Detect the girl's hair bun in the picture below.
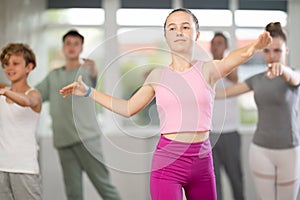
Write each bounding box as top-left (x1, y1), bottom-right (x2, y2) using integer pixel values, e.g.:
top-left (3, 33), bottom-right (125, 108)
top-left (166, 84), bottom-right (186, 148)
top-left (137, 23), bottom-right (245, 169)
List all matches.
top-left (265, 22), bottom-right (287, 42)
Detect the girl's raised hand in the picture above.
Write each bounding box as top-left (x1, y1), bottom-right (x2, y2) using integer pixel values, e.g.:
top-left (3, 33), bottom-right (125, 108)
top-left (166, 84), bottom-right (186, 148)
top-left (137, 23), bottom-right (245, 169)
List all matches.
top-left (242, 31), bottom-right (272, 58)
top-left (59, 75), bottom-right (89, 98)
top-left (254, 31), bottom-right (272, 51)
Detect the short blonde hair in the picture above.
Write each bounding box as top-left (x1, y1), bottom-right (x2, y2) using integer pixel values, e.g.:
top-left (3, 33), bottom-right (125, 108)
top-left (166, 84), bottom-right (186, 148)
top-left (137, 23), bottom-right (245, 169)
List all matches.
top-left (0, 43), bottom-right (36, 69)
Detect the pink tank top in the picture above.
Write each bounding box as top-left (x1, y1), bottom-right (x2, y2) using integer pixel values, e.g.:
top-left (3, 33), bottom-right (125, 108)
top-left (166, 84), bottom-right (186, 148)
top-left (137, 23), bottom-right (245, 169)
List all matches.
top-left (155, 61), bottom-right (215, 133)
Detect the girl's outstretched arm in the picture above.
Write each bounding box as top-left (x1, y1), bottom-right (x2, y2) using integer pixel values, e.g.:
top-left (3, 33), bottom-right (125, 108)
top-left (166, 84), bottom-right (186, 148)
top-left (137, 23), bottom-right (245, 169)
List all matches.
top-left (205, 31), bottom-right (272, 86)
top-left (60, 75), bottom-right (155, 117)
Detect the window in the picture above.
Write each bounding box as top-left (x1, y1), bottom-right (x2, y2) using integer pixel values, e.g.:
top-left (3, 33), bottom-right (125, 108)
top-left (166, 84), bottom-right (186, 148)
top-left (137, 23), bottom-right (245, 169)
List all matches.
top-left (235, 10), bottom-right (287, 27)
top-left (45, 9), bottom-right (104, 70)
top-left (43, 7), bottom-right (287, 130)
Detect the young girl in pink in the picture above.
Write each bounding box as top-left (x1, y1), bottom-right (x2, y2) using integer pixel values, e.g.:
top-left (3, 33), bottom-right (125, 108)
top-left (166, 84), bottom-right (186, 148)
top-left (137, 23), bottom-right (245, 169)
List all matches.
top-left (59, 8), bottom-right (271, 200)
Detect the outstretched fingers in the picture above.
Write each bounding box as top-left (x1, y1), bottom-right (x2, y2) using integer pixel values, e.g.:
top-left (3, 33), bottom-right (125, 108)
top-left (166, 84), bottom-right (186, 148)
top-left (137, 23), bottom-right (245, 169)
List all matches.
top-left (241, 31), bottom-right (272, 58)
top-left (254, 31), bottom-right (272, 52)
top-left (59, 75), bottom-right (89, 98)
top-left (258, 31), bottom-right (272, 49)
top-left (265, 63), bottom-right (284, 79)
top-left (59, 82), bottom-right (77, 98)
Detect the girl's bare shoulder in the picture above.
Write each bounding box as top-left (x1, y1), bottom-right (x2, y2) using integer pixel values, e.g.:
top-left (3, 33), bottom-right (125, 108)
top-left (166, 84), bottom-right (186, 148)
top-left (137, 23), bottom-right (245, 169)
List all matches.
top-left (144, 67), bottom-right (164, 84)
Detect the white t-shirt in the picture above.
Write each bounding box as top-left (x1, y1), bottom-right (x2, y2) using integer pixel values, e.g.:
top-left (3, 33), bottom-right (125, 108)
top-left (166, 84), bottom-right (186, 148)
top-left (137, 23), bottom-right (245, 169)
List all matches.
top-left (0, 88), bottom-right (40, 174)
top-left (212, 78), bottom-right (239, 133)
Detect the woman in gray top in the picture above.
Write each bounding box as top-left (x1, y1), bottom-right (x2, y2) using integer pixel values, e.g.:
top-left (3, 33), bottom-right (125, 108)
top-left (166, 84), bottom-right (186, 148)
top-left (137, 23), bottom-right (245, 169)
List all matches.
top-left (217, 22), bottom-right (300, 200)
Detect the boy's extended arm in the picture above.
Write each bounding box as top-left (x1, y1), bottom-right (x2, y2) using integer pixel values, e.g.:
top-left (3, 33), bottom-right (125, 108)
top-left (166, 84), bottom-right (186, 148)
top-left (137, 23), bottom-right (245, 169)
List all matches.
top-left (0, 83), bottom-right (7, 88)
top-left (0, 88), bottom-right (42, 112)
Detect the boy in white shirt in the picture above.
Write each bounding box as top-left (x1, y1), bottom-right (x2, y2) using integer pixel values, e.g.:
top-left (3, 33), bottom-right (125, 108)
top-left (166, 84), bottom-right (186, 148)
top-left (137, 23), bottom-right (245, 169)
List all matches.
top-left (0, 43), bottom-right (42, 200)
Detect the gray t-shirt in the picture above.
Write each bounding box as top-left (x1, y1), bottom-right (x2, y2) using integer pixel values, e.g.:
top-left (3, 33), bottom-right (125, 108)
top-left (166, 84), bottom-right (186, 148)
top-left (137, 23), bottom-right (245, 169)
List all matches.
top-left (36, 67), bottom-right (100, 148)
top-left (245, 72), bottom-right (300, 149)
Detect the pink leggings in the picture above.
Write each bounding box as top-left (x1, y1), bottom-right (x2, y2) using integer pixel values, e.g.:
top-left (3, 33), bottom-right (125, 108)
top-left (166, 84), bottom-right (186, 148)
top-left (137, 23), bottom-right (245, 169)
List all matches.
top-left (150, 135), bottom-right (217, 200)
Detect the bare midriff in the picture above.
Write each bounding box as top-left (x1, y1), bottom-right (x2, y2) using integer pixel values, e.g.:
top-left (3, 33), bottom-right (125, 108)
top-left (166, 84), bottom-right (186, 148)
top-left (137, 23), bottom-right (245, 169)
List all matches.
top-left (162, 131), bottom-right (209, 143)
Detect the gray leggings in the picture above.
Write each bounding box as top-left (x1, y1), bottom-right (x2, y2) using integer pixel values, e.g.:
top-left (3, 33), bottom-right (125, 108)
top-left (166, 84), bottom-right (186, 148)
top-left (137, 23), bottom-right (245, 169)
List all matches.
top-left (249, 143), bottom-right (300, 200)
top-left (0, 171), bottom-right (42, 200)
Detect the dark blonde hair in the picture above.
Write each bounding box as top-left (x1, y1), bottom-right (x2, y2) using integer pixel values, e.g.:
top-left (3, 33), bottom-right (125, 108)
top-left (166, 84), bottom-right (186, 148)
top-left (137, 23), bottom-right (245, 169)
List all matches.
top-left (0, 43), bottom-right (36, 69)
top-left (265, 22), bottom-right (287, 42)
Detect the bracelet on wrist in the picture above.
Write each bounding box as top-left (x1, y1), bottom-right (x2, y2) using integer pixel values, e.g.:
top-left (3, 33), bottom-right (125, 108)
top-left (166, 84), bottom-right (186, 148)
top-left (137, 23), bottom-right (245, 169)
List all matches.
top-left (84, 86), bottom-right (92, 97)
